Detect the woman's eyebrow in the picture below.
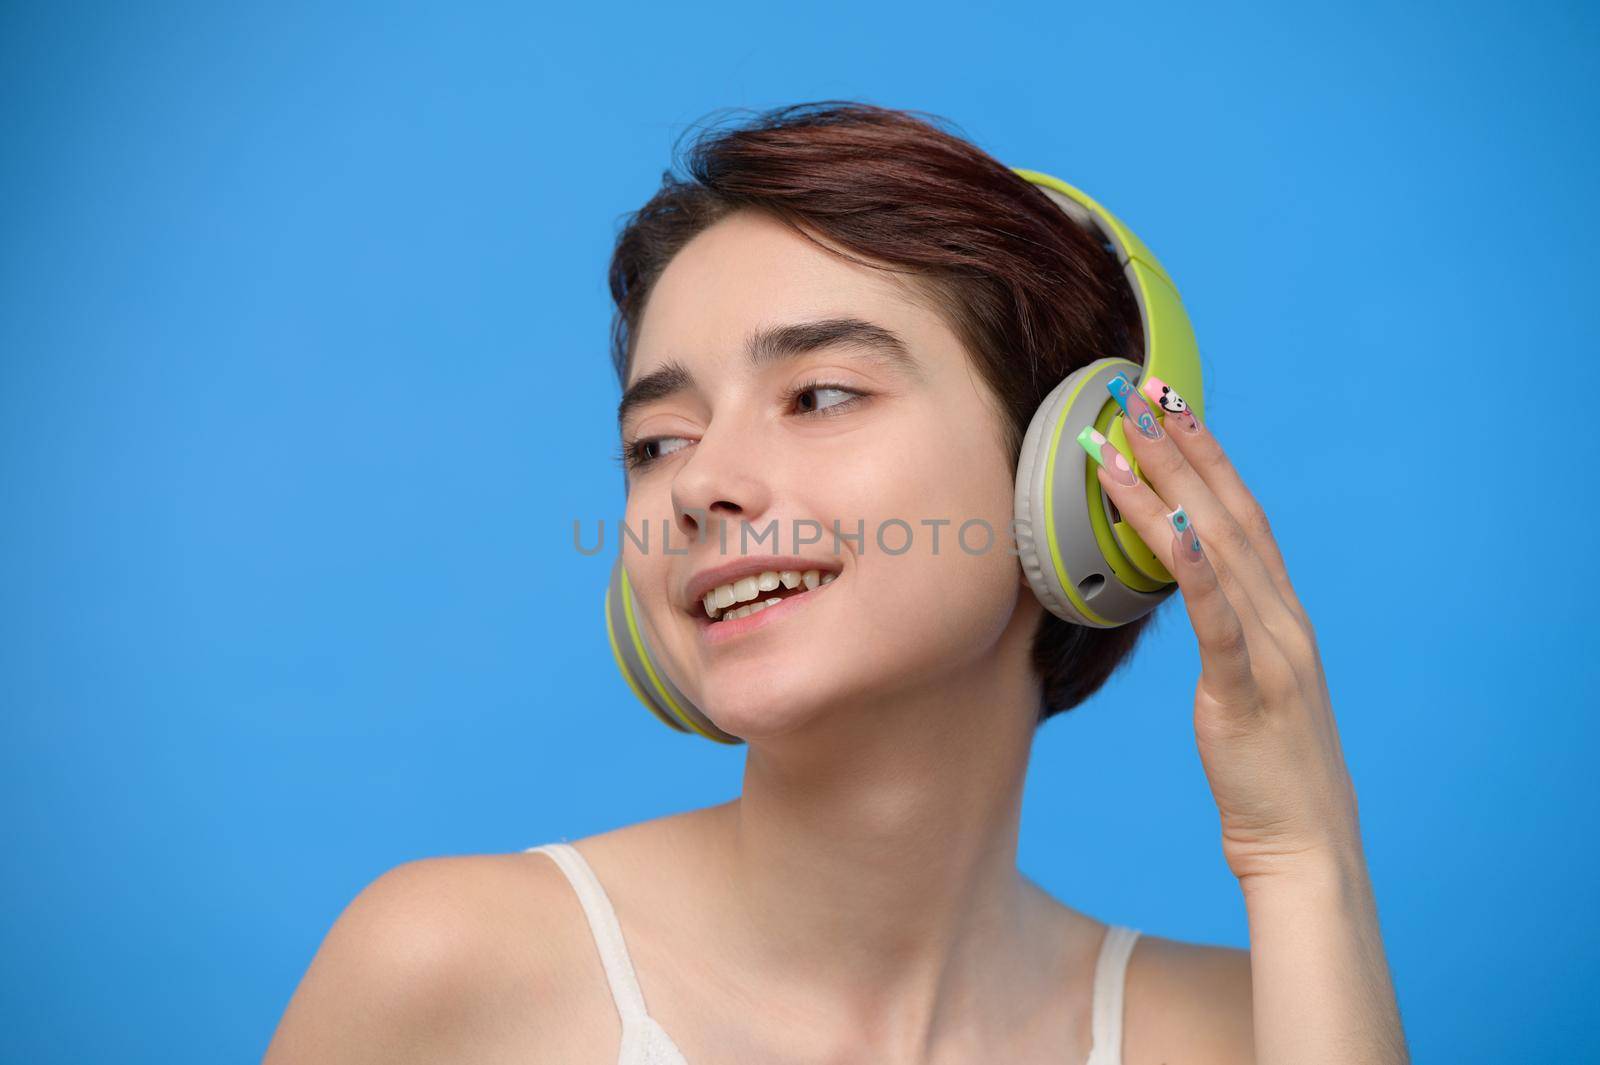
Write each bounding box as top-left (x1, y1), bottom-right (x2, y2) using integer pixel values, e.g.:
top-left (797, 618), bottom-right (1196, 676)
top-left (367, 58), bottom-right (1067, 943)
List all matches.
top-left (617, 316), bottom-right (922, 433)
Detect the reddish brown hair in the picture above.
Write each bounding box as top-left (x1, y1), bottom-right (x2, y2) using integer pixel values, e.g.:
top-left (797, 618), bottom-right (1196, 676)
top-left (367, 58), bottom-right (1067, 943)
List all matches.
top-left (607, 100), bottom-right (1153, 724)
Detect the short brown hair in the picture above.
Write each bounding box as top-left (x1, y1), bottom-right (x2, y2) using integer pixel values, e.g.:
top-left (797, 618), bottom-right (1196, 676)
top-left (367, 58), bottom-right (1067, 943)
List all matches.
top-left (606, 100), bottom-right (1155, 725)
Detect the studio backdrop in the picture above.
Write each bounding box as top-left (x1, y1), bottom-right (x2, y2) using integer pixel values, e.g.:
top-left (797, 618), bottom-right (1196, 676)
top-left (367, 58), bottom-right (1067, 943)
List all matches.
top-left (1, 2), bottom-right (1595, 1062)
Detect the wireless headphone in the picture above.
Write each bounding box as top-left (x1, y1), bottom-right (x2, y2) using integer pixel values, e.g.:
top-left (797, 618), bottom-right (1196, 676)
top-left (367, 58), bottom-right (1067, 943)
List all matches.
top-left (603, 169), bottom-right (1204, 745)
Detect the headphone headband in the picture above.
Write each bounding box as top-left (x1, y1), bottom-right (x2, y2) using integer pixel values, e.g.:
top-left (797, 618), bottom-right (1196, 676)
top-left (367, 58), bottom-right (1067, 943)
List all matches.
top-left (1010, 168), bottom-right (1203, 426)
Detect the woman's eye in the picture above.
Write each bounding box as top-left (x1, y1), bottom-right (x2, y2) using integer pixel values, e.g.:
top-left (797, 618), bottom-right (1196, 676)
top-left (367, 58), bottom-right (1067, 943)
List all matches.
top-left (616, 434), bottom-right (690, 472)
top-left (616, 382), bottom-right (866, 473)
top-left (792, 381), bottom-right (865, 416)
top-left (641, 436), bottom-right (691, 463)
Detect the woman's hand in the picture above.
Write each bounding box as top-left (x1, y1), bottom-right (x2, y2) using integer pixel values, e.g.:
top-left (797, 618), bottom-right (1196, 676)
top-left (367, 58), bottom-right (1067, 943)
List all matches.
top-left (1081, 373), bottom-right (1363, 887)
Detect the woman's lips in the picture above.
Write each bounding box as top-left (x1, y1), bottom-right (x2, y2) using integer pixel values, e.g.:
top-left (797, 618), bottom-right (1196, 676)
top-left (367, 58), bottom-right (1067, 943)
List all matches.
top-left (694, 574), bottom-right (835, 646)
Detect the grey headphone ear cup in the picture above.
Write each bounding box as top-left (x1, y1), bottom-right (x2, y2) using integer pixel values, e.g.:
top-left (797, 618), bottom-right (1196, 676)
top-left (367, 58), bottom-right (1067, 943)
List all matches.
top-left (1013, 357), bottom-right (1176, 628)
top-left (605, 558), bottom-right (688, 734)
top-left (1014, 364), bottom-right (1102, 626)
top-left (605, 557), bottom-right (744, 745)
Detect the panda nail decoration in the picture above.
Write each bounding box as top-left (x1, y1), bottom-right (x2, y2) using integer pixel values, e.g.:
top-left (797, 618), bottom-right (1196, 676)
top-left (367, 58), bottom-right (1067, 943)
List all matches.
top-left (1107, 374), bottom-right (1163, 440)
top-left (1168, 506), bottom-right (1204, 564)
top-left (1076, 425), bottom-right (1138, 486)
top-left (1140, 375), bottom-right (1200, 434)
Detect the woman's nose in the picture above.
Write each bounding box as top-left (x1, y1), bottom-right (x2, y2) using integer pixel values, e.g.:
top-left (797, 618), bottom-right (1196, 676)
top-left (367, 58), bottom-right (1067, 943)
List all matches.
top-left (669, 420), bottom-right (774, 547)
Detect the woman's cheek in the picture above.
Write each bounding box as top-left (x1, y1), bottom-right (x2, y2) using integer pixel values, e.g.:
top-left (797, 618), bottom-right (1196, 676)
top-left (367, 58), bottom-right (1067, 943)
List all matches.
top-left (846, 521), bottom-right (1017, 676)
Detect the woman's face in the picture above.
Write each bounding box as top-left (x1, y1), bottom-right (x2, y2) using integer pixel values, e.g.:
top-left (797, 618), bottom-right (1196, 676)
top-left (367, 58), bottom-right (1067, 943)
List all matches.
top-left (619, 209), bottom-right (1034, 740)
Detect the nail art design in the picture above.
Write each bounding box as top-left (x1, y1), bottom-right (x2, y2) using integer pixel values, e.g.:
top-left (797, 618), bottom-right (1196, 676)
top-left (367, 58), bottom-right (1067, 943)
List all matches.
top-left (1168, 505), bottom-right (1204, 564)
top-left (1107, 374), bottom-right (1163, 440)
top-left (1140, 375), bottom-right (1200, 434)
top-left (1076, 425), bottom-right (1138, 486)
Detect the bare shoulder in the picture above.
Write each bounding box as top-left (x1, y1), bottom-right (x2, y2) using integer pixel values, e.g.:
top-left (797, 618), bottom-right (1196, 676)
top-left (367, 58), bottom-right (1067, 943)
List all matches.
top-left (1124, 931), bottom-right (1255, 1065)
top-left (261, 849), bottom-right (619, 1065)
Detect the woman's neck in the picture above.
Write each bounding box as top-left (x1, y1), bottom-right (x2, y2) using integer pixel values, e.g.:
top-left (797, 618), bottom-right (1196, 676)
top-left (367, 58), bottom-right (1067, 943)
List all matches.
top-left (700, 596), bottom-right (1068, 1055)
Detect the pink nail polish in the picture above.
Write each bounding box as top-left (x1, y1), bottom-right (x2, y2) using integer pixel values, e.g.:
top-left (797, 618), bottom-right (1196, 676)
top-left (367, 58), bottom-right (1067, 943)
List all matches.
top-left (1141, 375), bottom-right (1200, 434)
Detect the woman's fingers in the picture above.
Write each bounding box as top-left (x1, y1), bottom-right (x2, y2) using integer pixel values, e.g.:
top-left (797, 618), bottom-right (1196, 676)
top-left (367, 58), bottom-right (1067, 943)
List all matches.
top-left (1081, 448), bottom-right (1258, 710)
top-left (1160, 504), bottom-right (1260, 708)
top-left (1106, 374), bottom-right (1307, 658)
top-left (1134, 375), bottom-right (1311, 630)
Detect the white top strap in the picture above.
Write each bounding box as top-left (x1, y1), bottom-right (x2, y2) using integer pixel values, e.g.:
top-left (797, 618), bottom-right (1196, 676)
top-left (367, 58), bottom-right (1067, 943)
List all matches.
top-left (526, 842), bottom-right (651, 1024)
top-left (1086, 924), bottom-right (1141, 1065)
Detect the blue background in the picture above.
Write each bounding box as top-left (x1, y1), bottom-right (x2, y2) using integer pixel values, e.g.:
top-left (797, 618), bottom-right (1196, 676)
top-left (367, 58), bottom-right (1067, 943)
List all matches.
top-left (3, 2), bottom-right (1595, 1061)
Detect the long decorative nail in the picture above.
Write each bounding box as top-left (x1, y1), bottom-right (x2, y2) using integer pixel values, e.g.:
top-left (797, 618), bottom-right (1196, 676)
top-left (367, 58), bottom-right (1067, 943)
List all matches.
top-left (1076, 426), bottom-right (1138, 486)
top-left (1140, 375), bottom-right (1200, 434)
top-left (1107, 374), bottom-right (1163, 440)
top-left (1168, 505), bottom-right (1204, 564)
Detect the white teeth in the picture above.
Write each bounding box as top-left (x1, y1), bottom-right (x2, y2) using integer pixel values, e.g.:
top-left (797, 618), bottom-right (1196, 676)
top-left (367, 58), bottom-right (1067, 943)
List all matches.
top-left (699, 567), bottom-right (840, 619)
top-left (720, 598), bottom-right (785, 623)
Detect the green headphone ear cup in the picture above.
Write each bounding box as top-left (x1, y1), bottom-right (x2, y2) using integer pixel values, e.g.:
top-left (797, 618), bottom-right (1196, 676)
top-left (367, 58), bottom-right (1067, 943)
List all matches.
top-left (1013, 357), bottom-right (1178, 628)
top-left (604, 557), bottom-right (744, 745)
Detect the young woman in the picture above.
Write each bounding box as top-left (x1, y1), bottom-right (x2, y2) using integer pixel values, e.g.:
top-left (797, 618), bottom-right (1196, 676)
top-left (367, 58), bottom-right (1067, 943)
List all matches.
top-left (264, 102), bottom-right (1408, 1065)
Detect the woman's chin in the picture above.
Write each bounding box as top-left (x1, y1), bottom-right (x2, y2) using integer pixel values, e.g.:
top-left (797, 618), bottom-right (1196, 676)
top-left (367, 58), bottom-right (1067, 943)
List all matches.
top-left (694, 683), bottom-right (843, 742)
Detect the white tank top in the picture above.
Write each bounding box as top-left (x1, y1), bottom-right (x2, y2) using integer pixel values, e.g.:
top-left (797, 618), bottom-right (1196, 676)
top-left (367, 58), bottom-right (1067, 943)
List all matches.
top-left (527, 842), bottom-right (1141, 1065)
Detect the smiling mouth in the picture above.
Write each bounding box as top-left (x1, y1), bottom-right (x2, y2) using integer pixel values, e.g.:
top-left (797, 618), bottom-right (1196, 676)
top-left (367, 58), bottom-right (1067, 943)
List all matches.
top-left (692, 568), bottom-right (839, 627)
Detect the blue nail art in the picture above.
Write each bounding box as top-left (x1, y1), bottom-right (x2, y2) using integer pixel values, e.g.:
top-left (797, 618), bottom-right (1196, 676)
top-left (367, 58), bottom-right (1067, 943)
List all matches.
top-left (1168, 506), bottom-right (1203, 562)
top-left (1106, 374), bottom-right (1163, 440)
